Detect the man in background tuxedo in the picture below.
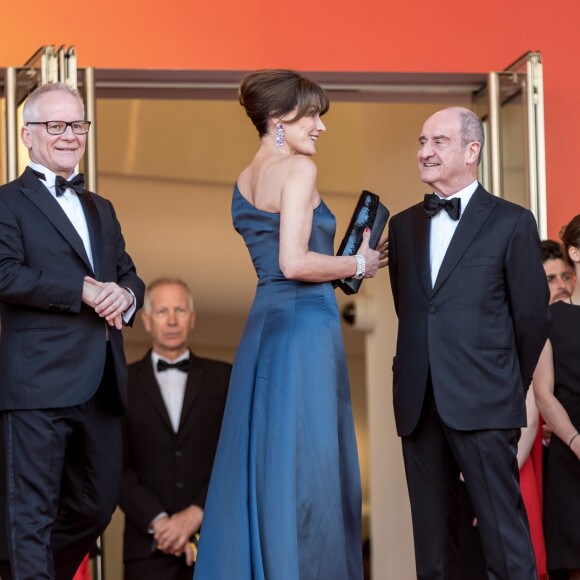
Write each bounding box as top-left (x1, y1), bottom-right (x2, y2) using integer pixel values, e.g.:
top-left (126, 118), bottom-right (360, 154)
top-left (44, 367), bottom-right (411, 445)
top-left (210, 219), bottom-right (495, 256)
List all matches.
top-left (0, 83), bottom-right (144, 580)
top-left (388, 107), bottom-right (550, 578)
top-left (119, 278), bottom-right (230, 580)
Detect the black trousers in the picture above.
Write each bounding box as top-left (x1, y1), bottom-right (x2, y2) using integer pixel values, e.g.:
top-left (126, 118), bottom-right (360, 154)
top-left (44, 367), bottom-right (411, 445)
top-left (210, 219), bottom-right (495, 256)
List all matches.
top-left (1, 348), bottom-right (122, 580)
top-left (402, 383), bottom-right (536, 580)
top-left (124, 552), bottom-right (195, 580)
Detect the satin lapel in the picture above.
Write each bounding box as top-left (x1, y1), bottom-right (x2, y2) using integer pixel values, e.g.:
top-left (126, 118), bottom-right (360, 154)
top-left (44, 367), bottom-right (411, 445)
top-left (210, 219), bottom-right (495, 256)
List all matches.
top-left (138, 356), bottom-right (174, 433)
top-left (178, 353), bottom-right (204, 434)
top-left (411, 203), bottom-right (433, 298)
top-left (432, 186), bottom-right (497, 295)
top-left (20, 168), bottom-right (93, 272)
top-left (78, 190), bottom-right (103, 278)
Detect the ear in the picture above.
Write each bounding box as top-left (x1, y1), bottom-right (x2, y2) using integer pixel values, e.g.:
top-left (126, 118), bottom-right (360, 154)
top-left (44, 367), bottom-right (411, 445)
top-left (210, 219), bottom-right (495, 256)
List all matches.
top-left (568, 245), bottom-right (580, 264)
top-left (21, 125), bottom-right (32, 149)
top-left (189, 310), bottom-right (197, 331)
top-left (466, 141), bottom-right (481, 165)
top-left (141, 310), bottom-right (152, 333)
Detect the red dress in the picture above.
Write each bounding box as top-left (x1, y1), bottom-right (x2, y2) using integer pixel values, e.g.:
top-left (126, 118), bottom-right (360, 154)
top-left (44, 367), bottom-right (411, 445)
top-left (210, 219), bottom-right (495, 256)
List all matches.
top-left (72, 554), bottom-right (91, 580)
top-left (459, 423), bottom-right (547, 579)
top-left (519, 424), bottom-right (547, 579)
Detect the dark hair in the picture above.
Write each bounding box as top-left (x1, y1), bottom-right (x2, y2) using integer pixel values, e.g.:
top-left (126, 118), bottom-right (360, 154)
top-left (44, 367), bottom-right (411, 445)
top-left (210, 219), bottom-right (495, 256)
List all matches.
top-left (239, 69), bottom-right (329, 137)
top-left (559, 214), bottom-right (580, 268)
top-left (541, 239), bottom-right (565, 263)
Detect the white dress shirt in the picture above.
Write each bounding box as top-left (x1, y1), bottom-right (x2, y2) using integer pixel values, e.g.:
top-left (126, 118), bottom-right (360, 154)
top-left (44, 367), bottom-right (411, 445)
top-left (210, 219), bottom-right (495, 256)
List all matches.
top-left (429, 180), bottom-right (478, 287)
top-left (151, 350), bottom-right (190, 433)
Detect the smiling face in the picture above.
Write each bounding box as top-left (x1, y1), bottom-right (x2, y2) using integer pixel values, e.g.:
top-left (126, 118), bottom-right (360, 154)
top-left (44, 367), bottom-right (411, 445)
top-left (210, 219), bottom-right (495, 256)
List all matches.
top-left (417, 108), bottom-right (480, 197)
top-left (279, 108), bottom-right (326, 156)
top-left (21, 90), bottom-right (86, 178)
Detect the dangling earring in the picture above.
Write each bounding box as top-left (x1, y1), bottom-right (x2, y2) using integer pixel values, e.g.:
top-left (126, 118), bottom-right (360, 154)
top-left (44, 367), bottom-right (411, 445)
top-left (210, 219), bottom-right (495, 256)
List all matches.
top-left (275, 123), bottom-right (285, 147)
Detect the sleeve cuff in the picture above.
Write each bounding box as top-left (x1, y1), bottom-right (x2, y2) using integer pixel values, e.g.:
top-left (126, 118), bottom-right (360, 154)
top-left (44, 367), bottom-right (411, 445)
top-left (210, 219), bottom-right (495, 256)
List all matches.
top-left (148, 511), bottom-right (169, 534)
top-left (122, 287), bottom-right (137, 324)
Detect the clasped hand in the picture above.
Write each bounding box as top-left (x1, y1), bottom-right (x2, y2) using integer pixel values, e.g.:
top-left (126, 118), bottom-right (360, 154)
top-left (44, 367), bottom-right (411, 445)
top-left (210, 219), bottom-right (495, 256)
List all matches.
top-left (82, 276), bottom-right (132, 329)
top-left (153, 506), bottom-right (203, 566)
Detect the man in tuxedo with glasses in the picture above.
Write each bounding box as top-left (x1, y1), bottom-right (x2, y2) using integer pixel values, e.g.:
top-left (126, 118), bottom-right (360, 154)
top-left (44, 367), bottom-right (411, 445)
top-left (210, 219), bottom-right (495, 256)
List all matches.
top-left (388, 106), bottom-right (550, 579)
top-left (0, 82), bottom-right (144, 579)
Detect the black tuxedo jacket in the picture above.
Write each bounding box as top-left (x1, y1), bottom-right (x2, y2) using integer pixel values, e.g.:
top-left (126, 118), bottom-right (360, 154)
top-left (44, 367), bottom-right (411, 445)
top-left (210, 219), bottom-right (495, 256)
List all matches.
top-left (0, 167), bottom-right (144, 411)
top-left (388, 184), bottom-right (550, 436)
top-left (120, 351), bottom-right (231, 562)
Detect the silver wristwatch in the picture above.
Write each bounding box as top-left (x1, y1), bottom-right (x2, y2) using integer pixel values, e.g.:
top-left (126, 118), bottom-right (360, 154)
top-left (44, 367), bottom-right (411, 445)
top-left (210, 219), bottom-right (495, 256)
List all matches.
top-left (354, 254), bottom-right (366, 279)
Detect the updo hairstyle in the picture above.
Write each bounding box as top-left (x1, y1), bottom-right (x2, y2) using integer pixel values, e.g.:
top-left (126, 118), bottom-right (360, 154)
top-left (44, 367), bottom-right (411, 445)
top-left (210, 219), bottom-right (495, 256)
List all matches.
top-left (239, 69), bottom-right (329, 137)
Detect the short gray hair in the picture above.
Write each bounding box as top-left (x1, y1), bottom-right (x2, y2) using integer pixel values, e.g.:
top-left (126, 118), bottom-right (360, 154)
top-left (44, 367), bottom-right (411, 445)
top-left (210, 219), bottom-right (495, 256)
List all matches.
top-left (144, 277), bottom-right (194, 313)
top-left (457, 107), bottom-right (485, 151)
top-left (438, 107), bottom-right (485, 165)
top-left (22, 82), bottom-right (85, 123)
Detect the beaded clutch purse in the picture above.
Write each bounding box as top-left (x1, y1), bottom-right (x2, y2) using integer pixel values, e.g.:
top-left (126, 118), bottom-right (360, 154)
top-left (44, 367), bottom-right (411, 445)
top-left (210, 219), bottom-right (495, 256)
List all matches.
top-left (334, 190), bottom-right (389, 295)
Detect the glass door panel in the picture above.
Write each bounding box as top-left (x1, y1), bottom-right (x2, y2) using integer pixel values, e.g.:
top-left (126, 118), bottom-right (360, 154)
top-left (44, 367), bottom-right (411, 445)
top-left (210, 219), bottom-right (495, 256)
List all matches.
top-left (474, 52), bottom-right (546, 237)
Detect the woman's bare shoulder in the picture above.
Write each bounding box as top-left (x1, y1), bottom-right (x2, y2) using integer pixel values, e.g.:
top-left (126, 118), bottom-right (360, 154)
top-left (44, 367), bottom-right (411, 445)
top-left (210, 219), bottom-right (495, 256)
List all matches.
top-left (283, 154), bottom-right (317, 176)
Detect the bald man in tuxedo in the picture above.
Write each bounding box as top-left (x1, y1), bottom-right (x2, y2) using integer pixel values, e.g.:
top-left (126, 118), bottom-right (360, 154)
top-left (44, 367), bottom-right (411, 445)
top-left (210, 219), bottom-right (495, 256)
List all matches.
top-left (388, 107), bottom-right (550, 579)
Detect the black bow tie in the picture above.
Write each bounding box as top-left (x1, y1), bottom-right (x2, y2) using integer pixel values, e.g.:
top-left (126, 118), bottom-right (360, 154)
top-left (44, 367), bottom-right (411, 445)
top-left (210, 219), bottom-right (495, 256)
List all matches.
top-left (423, 193), bottom-right (461, 221)
top-left (157, 359), bottom-right (189, 373)
top-left (31, 169), bottom-right (86, 197)
top-left (55, 173), bottom-right (85, 197)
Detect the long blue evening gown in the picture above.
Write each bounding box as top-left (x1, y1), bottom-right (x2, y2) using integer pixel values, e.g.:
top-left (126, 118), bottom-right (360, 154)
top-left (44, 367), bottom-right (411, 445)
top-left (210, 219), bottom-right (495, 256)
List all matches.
top-left (193, 184), bottom-right (363, 580)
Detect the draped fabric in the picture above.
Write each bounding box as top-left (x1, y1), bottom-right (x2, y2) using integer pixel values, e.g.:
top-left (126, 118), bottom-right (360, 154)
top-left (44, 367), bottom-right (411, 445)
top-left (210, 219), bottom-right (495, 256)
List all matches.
top-left (194, 185), bottom-right (363, 580)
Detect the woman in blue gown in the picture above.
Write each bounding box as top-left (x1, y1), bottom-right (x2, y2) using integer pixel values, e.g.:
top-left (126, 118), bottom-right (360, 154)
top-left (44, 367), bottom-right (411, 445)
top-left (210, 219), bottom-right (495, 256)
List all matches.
top-left (194, 69), bottom-right (388, 580)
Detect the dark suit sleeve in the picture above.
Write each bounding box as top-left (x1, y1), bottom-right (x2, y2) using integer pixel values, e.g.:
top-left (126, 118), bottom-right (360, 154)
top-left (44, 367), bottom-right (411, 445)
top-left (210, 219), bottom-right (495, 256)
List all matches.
top-left (504, 210), bottom-right (550, 389)
top-left (193, 482), bottom-right (210, 511)
top-left (388, 218), bottom-right (399, 316)
top-left (105, 200), bottom-right (144, 325)
top-left (0, 193), bottom-right (84, 312)
top-left (191, 362), bottom-right (231, 509)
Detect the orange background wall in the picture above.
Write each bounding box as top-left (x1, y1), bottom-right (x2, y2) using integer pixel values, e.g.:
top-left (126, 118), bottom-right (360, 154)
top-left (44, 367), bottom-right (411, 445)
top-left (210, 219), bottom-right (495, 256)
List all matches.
top-left (1, 0), bottom-right (577, 237)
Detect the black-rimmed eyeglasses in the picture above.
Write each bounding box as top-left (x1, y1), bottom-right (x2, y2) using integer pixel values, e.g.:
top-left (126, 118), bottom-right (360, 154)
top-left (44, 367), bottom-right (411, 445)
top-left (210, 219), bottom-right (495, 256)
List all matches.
top-left (26, 121), bottom-right (91, 135)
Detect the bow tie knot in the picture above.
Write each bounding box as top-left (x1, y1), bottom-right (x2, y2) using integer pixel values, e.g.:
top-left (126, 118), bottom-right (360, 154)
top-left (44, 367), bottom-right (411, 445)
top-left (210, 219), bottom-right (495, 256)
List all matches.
top-left (55, 173), bottom-right (85, 197)
top-left (423, 193), bottom-right (461, 220)
top-left (157, 359), bottom-right (190, 373)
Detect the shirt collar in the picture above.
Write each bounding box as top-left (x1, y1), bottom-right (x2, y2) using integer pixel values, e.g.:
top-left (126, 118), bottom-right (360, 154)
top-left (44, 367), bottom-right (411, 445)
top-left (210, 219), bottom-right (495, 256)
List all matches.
top-left (435, 180), bottom-right (478, 201)
top-left (433, 180), bottom-right (478, 215)
top-left (29, 161), bottom-right (79, 192)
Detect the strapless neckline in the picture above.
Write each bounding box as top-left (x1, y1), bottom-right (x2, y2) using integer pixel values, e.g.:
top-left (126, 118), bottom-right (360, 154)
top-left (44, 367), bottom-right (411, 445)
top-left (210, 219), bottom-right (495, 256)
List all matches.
top-left (234, 182), bottom-right (323, 215)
